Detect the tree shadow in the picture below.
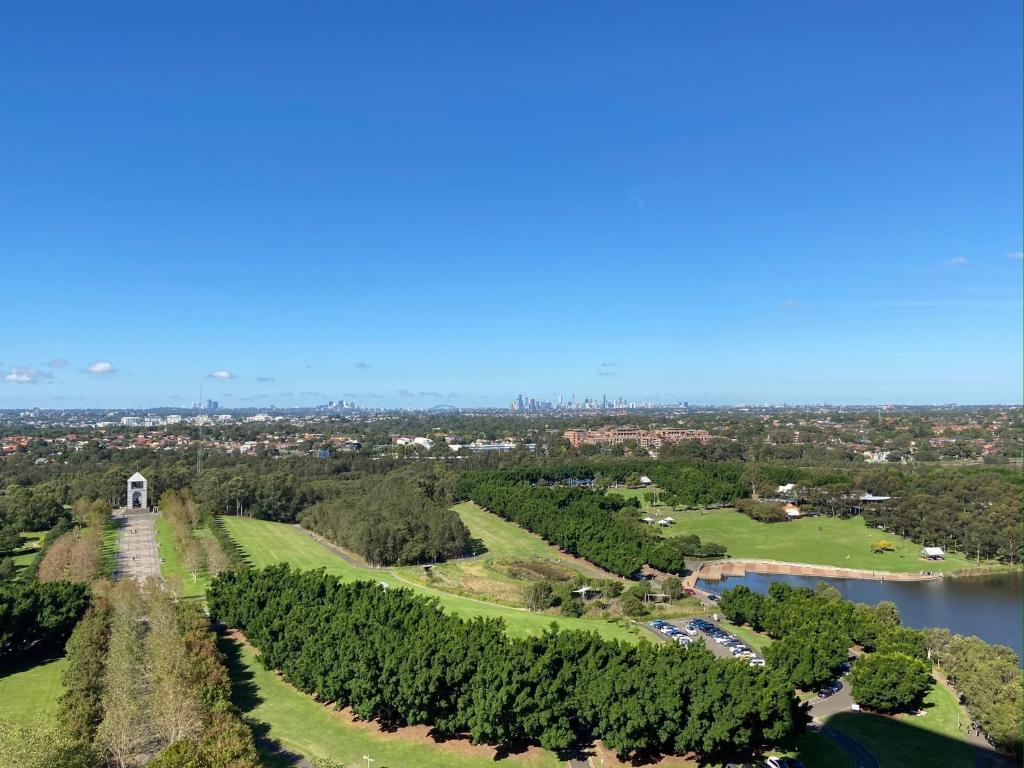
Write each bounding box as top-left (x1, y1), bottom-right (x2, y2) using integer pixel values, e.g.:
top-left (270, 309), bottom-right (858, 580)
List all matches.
top-left (0, 651), bottom-right (64, 677)
top-left (216, 633), bottom-right (264, 714)
top-left (464, 536), bottom-right (488, 558)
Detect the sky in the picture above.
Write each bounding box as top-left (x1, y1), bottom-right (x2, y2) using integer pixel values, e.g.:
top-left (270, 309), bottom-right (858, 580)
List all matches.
top-left (1, 1), bottom-right (1021, 409)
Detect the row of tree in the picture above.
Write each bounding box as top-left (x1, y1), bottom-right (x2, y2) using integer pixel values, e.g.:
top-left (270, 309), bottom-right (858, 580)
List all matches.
top-left (458, 472), bottom-right (725, 576)
top-left (923, 628), bottom-right (1023, 756)
top-left (57, 579), bottom-right (260, 768)
top-left (160, 491), bottom-right (230, 586)
top-left (208, 565), bottom-right (801, 763)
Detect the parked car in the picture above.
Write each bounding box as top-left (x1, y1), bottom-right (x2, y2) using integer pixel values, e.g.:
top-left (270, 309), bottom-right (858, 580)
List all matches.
top-left (817, 681), bottom-right (843, 698)
top-left (749, 658), bottom-right (765, 667)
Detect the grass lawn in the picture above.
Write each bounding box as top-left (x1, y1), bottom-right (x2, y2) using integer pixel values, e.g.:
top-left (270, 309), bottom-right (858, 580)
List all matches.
top-left (155, 515), bottom-right (214, 601)
top-left (0, 657), bottom-right (66, 725)
top-left (825, 682), bottom-right (975, 768)
top-left (7, 531), bottom-right (46, 577)
top-left (219, 516), bottom-right (640, 643)
top-left (220, 634), bottom-right (563, 768)
top-left (663, 510), bottom-right (977, 573)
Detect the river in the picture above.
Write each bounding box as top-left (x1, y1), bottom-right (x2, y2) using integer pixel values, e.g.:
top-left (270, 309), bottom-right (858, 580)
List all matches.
top-left (698, 570), bottom-right (1023, 658)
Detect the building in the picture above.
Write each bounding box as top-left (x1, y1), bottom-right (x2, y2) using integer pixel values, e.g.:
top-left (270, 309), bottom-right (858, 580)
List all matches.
top-left (921, 546), bottom-right (945, 560)
top-left (563, 426), bottom-right (714, 448)
top-left (126, 472), bottom-right (148, 509)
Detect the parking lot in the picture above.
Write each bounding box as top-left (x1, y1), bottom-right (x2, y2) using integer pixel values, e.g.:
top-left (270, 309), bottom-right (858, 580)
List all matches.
top-left (644, 617), bottom-right (766, 667)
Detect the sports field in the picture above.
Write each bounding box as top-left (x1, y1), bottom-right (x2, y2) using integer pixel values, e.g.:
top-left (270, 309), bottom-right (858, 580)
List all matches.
top-left (0, 657), bottom-right (65, 725)
top-left (824, 682), bottom-right (975, 768)
top-left (663, 509), bottom-right (977, 573)
top-left (218, 516), bottom-right (640, 642)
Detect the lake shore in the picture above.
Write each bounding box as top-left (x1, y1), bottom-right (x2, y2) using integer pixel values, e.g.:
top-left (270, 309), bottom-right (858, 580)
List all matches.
top-left (685, 558), bottom-right (944, 588)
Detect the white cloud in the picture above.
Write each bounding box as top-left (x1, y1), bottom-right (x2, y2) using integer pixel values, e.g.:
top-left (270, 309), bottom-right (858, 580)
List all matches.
top-left (86, 361), bottom-right (115, 374)
top-left (944, 257), bottom-right (969, 267)
top-left (207, 370), bottom-right (235, 379)
top-left (1010, 252), bottom-right (1023, 261)
top-left (4, 366), bottom-right (52, 384)
top-left (355, 362), bottom-right (371, 369)
top-left (46, 357), bottom-right (69, 368)
top-left (781, 299), bottom-right (800, 309)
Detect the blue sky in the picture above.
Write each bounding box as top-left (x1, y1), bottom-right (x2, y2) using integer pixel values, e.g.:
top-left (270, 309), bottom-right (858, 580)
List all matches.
top-left (2, 1), bottom-right (1021, 408)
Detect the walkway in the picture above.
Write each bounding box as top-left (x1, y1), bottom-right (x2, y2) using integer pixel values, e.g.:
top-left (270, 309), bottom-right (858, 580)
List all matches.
top-left (114, 508), bottom-right (160, 584)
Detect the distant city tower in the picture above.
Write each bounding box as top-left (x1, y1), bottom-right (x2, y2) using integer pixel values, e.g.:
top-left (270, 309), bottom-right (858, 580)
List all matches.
top-left (127, 472), bottom-right (148, 509)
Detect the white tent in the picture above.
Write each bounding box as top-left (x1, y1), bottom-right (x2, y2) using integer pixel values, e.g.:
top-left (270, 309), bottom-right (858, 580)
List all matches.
top-left (921, 547), bottom-right (945, 560)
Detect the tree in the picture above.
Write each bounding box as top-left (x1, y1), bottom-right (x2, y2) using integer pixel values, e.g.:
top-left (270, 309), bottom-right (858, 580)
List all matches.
top-left (765, 629), bottom-right (849, 691)
top-left (0, 720), bottom-right (101, 768)
top-left (661, 575), bottom-right (684, 600)
top-left (524, 581), bottom-right (554, 611)
top-left (850, 652), bottom-right (931, 712)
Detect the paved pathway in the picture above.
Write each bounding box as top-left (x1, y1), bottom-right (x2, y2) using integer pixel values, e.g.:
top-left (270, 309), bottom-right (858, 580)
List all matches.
top-left (114, 509), bottom-right (160, 584)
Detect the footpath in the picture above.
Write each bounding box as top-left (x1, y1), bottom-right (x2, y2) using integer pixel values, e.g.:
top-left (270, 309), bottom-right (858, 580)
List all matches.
top-left (684, 558), bottom-right (942, 589)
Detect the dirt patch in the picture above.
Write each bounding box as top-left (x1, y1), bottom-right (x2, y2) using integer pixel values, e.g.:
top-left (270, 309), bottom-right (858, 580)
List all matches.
top-left (497, 559), bottom-right (579, 582)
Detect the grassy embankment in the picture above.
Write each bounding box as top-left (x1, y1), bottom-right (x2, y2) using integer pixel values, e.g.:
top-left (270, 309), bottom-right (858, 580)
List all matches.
top-left (219, 514), bottom-right (641, 642)
top-left (825, 681), bottom-right (976, 768)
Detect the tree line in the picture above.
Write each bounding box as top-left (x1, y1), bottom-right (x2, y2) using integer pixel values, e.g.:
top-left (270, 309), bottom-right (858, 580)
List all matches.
top-left (52, 579), bottom-right (260, 768)
top-left (208, 565), bottom-right (801, 763)
top-left (159, 490), bottom-right (231, 589)
top-left (458, 471), bottom-right (725, 577)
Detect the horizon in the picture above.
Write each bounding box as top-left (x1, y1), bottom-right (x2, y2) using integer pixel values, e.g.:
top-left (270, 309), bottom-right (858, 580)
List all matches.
top-left (3, 1), bottom-right (1022, 408)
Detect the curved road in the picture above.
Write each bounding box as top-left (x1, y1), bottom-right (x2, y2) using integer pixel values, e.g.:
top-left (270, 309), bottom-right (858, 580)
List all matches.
top-left (818, 725), bottom-right (879, 768)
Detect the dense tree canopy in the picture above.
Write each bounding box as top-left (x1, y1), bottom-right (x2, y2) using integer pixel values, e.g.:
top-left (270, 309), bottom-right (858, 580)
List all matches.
top-left (0, 579), bottom-right (89, 667)
top-left (209, 565), bottom-right (801, 763)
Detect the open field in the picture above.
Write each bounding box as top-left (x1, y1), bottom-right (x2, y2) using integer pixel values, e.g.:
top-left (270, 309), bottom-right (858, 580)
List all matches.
top-left (155, 515), bottom-right (215, 600)
top-left (663, 509), bottom-right (978, 573)
top-left (7, 531), bottom-right (46, 577)
top-left (391, 502), bottom-right (624, 607)
top-left (0, 657), bottom-right (65, 725)
top-left (824, 682), bottom-right (975, 768)
top-left (219, 516), bottom-right (640, 642)
top-left (221, 633), bottom-right (565, 768)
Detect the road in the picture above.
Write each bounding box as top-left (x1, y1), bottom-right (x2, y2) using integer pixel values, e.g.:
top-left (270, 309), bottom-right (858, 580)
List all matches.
top-left (114, 509), bottom-right (160, 584)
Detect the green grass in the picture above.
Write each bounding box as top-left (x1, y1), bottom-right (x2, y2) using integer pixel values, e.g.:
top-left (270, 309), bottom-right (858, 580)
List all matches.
top-left (219, 516), bottom-right (639, 642)
top-left (825, 682), bottom-right (974, 768)
top-left (221, 634), bottom-right (562, 768)
top-left (7, 531), bottom-right (46, 577)
top-left (454, 501), bottom-right (600, 567)
top-left (662, 509), bottom-right (978, 573)
top-left (100, 521), bottom-right (121, 577)
top-left (0, 657), bottom-right (66, 724)
top-left (155, 516), bottom-right (214, 600)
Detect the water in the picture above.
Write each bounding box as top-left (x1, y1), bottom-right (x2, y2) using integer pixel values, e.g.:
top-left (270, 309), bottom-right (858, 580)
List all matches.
top-left (699, 570), bottom-right (1023, 658)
